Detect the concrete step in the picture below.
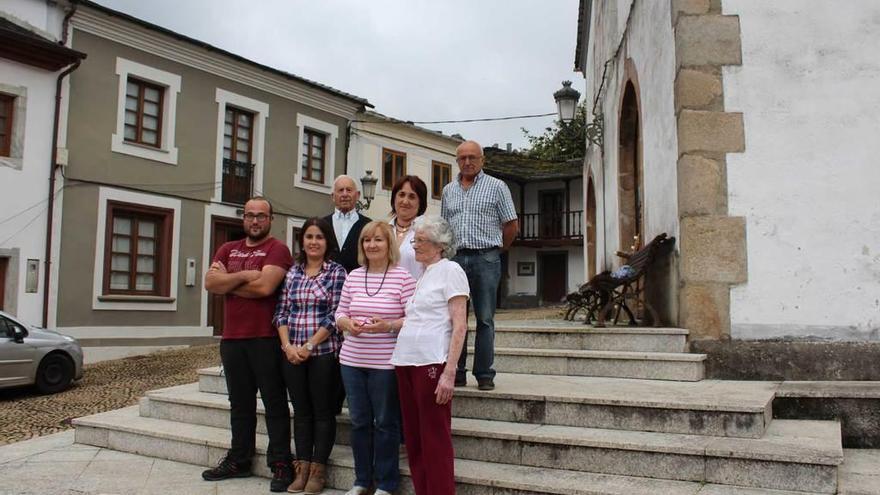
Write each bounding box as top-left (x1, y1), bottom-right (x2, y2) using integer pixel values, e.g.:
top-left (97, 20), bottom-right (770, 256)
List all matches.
top-left (482, 321), bottom-right (689, 353)
top-left (73, 405), bottom-right (830, 495)
top-left (141, 383), bottom-right (842, 493)
top-left (198, 368), bottom-right (776, 438)
top-left (488, 346), bottom-right (706, 381)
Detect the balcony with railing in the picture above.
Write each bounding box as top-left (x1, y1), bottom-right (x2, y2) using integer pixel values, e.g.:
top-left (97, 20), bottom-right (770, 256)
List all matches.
top-left (515, 210), bottom-right (584, 247)
top-left (221, 158), bottom-right (254, 205)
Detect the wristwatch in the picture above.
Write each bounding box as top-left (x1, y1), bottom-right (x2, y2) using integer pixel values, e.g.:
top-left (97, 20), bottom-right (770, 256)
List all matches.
top-left (304, 342), bottom-right (314, 352)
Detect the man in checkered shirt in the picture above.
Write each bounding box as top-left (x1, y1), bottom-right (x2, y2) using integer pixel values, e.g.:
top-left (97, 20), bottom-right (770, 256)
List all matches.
top-left (441, 140), bottom-right (518, 391)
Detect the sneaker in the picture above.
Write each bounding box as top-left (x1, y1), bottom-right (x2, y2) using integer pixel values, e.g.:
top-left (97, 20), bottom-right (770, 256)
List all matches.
top-left (344, 487), bottom-right (369, 495)
top-left (477, 378), bottom-right (495, 391)
top-left (270, 461), bottom-right (293, 492)
top-left (202, 456), bottom-right (252, 481)
top-left (374, 490), bottom-right (394, 495)
top-left (454, 375), bottom-right (466, 387)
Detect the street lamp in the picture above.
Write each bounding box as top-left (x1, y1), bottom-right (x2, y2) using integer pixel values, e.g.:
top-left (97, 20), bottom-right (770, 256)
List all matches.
top-left (554, 80), bottom-right (603, 147)
top-left (553, 80), bottom-right (581, 124)
top-left (356, 170), bottom-right (378, 211)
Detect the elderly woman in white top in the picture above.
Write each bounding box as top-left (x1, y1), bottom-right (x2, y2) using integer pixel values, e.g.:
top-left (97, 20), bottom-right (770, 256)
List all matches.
top-left (388, 175), bottom-right (428, 280)
top-left (389, 216), bottom-right (469, 495)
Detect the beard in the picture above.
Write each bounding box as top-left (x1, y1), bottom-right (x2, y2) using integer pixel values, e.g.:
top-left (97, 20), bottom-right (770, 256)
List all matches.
top-left (247, 227), bottom-right (270, 242)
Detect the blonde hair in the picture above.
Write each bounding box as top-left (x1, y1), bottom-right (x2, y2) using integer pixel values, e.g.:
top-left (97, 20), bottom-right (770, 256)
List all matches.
top-left (357, 221), bottom-right (400, 268)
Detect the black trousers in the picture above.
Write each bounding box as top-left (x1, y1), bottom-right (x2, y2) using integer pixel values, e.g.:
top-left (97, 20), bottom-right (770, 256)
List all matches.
top-left (220, 338), bottom-right (292, 467)
top-left (282, 352), bottom-right (339, 464)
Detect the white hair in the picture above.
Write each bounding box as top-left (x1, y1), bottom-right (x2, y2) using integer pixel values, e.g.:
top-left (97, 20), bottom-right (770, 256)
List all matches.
top-left (333, 174), bottom-right (359, 192)
top-left (414, 216), bottom-right (457, 259)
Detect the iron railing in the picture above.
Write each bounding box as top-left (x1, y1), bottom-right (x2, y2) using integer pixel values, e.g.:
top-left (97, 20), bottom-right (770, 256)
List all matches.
top-left (518, 210), bottom-right (584, 241)
top-left (222, 158), bottom-right (254, 205)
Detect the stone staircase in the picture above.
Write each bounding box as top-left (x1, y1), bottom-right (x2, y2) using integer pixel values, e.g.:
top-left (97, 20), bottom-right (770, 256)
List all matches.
top-left (73, 320), bottom-right (846, 494)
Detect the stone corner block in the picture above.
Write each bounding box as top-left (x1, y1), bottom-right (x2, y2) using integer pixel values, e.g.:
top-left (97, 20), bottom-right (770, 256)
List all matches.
top-left (677, 154), bottom-right (725, 216)
top-left (680, 215), bottom-right (747, 284)
top-left (675, 14), bottom-right (742, 67)
top-left (680, 282), bottom-right (730, 340)
top-left (675, 68), bottom-right (722, 111)
top-left (671, 0), bottom-right (711, 26)
top-left (677, 110), bottom-right (744, 154)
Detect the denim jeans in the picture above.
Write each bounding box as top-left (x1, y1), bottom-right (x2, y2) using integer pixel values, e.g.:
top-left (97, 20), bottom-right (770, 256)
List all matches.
top-left (340, 365), bottom-right (400, 492)
top-left (453, 248), bottom-right (501, 381)
top-left (219, 338), bottom-right (291, 467)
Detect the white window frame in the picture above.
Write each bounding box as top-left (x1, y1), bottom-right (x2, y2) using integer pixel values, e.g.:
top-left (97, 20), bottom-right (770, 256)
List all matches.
top-left (294, 114), bottom-right (338, 194)
top-left (111, 58), bottom-right (181, 165)
top-left (92, 187), bottom-right (181, 311)
top-left (286, 216), bottom-right (307, 257)
top-left (213, 88), bottom-right (269, 202)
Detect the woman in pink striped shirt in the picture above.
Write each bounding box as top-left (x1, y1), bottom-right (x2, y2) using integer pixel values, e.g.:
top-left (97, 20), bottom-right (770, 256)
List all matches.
top-left (335, 221), bottom-right (415, 495)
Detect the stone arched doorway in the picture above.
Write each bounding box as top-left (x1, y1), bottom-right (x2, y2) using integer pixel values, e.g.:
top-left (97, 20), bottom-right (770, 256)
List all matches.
top-left (586, 174), bottom-right (597, 278)
top-left (618, 80), bottom-right (643, 253)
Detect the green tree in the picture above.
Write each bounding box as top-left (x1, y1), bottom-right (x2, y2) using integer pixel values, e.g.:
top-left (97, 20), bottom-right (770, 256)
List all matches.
top-left (521, 102), bottom-right (587, 161)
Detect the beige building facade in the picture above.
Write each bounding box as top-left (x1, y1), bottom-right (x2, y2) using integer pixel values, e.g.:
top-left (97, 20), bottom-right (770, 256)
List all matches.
top-left (54, 1), bottom-right (368, 343)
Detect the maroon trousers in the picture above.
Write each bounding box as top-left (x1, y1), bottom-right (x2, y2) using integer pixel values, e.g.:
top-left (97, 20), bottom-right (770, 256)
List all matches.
top-left (395, 364), bottom-right (455, 495)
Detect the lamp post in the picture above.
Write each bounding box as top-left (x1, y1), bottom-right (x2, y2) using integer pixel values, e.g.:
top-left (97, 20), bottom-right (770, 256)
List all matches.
top-left (553, 80), bottom-right (581, 124)
top-left (554, 80), bottom-right (603, 147)
top-left (356, 170), bottom-right (378, 211)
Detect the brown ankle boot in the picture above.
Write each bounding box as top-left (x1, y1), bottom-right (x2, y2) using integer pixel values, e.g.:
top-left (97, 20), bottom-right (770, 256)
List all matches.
top-left (287, 460), bottom-right (310, 493)
top-left (303, 463), bottom-right (326, 494)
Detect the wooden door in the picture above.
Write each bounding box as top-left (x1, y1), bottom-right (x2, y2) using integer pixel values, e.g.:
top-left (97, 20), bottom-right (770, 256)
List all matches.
top-left (539, 190), bottom-right (565, 239)
top-left (538, 252), bottom-right (568, 304)
top-left (208, 217), bottom-right (246, 336)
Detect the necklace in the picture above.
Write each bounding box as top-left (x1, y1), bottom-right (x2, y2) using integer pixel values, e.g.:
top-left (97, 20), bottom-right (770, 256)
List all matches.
top-left (394, 219), bottom-right (412, 234)
top-left (364, 264), bottom-right (389, 297)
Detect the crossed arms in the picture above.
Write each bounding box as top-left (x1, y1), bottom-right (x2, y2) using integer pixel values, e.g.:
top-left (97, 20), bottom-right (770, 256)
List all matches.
top-left (204, 261), bottom-right (287, 298)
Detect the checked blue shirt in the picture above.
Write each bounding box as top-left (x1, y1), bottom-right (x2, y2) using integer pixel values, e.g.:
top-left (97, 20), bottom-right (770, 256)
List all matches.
top-left (441, 170), bottom-right (517, 250)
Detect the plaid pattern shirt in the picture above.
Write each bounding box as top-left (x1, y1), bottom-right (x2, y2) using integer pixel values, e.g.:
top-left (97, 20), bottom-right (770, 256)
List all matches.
top-left (441, 170), bottom-right (517, 249)
top-left (272, 260), bottom-right (347, 356)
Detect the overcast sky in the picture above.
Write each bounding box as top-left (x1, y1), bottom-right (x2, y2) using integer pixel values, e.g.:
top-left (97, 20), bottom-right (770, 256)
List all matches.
top-left (94, 0), bottom-right (585, 150)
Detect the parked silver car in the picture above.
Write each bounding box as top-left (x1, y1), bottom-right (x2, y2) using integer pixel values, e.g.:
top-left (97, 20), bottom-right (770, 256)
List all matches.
top-left (0, 311), bottom-right (83, 394)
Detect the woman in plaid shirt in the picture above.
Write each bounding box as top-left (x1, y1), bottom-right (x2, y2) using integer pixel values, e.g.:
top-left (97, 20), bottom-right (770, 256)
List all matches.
top-left (273, 217), bottom-right (346, 494)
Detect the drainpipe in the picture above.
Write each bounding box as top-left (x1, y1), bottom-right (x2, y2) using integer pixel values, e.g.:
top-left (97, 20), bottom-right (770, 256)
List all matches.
top-left (42, 6), bottom-right (80, 328)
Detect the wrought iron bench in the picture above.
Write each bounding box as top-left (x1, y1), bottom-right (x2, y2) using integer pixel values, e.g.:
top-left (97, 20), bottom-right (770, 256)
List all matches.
top-left (564, 233), bottom-right (675, 327)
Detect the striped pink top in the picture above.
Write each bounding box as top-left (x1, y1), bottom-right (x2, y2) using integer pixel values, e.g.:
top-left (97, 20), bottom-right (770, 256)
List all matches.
top-left (335, 265), bottom-right (416, 370)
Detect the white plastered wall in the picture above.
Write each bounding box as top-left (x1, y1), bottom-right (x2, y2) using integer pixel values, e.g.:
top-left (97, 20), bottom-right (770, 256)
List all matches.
top-left (583, 0), bottom-right (680, 278)
top-left (0, 1), bottom-right (68, 324)
top-left (723, 0), bottom-right (880, 340)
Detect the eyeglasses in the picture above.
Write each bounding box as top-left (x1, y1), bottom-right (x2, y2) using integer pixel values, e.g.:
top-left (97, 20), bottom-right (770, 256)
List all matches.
top-left (243, 213), bottom-right (270, 222)
top-left (455, 154), bottom-right (482, 164)
top-left (410, 238), bottom-right (430, 246)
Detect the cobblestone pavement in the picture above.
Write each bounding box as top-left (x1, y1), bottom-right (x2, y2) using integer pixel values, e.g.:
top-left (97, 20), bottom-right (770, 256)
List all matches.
top-left (0, 344), bottom-right (221, 446)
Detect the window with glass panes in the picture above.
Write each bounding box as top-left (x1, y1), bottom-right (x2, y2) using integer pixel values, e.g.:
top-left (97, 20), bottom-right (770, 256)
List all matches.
top-left (0, 94), bottom-right (13, 156)
top-left (104, 202), bottom-right (172, 296)
top-left (301, 129), bottom-right (326, 183)
top-left (124, 78), bottom-right (164, 147)
top-left (382, 148), bottom-right (406, 190)
top-left (431, 161), bottom-right (452, 199)
top-left (224, 107), bottom-right (254, 164)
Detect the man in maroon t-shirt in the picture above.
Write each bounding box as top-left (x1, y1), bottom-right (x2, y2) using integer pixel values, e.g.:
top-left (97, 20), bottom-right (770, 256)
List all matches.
top-left (202, 197), bottom-right (293, 492)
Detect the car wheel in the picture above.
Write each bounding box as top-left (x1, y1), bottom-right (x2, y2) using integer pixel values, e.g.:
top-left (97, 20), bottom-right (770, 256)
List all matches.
top-left (35, 353), bottom-right (74, 394)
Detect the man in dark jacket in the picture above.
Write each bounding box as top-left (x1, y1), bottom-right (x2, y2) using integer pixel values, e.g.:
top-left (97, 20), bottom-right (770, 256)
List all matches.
top-left (323, 175), bottom-right (370, 273)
